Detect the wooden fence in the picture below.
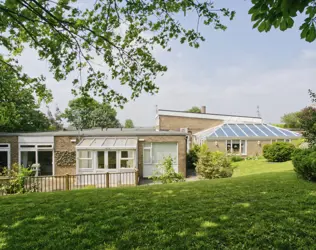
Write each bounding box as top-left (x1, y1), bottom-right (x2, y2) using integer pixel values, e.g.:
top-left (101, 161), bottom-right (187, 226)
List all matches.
top-left (11, 170), bottom-right (138, 194)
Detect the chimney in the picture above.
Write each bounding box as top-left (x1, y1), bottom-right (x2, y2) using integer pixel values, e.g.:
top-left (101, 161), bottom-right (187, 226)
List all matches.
top-left (200, 106), bottom-right (206, 114)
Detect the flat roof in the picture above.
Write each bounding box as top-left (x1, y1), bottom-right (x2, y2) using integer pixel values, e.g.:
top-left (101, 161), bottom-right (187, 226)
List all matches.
top-left (0, 128), bottom-right (187, 137)
top-left (158, 109), bottom-right (263, 123)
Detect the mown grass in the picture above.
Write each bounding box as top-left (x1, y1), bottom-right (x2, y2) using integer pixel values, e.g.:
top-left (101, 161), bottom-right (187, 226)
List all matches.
top-left (1, 168), bottom-right (316, 249)
top-left (232, 158), bottom-right (293, 177)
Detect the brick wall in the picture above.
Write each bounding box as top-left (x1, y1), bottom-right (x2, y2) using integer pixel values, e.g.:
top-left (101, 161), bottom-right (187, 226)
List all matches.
top-left (159, 115), bottom-right (223, 133)
top-left (54, 136), bottom-right (78, 175)
top-left (247, 140), bottom-right (271, 157)
top-left (0, 136), bottom-right (18, 166)
top-left (138, 135), bottom-right (187, 177)
top-left (206, 140), bottom-right (226, 152)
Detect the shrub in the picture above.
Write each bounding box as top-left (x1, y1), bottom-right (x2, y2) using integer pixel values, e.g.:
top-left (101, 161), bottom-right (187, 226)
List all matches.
top-left (0, 164), bottom-right (35, 195)
top-left (263, 142), bottom-right (295, 162)
top-left (292, 148), bottom-right (316, 182)
top-left (187, 144), bottom-right (201, 169)
top-left (150, 156), bottom-right (185, 184)
top-left (230, 155), bottom-right (244, 162)
top-left (196, 144), bottom-right (233, 179)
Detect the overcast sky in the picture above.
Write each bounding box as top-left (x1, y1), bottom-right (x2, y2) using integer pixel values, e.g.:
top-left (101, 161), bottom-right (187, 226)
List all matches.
top-left (18, 0), bottom-right (316, 126)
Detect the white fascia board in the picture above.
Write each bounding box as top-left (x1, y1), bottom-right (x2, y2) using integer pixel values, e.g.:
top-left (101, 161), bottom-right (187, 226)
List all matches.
top-left (18, 136), bottom-right (54, 144)
top-left (158, 110), bottom-right (262, 123)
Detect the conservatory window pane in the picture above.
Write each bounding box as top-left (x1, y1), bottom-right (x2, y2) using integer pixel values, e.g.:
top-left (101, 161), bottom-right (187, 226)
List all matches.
top-left (215, 128), bottom-right (227, 137)
top-left (121, 159), bottom-right (134, 168)
top-left (97, 151), bottom-right (105, 169)
top-left (108, 151), bottom-right (117, 169)
top-left (79, 159), bottom-right (92, 168)
top-left (232, 140), bottom-right (240, 154)
top-left (246, 125), bottom-right (266, 136)
top-left (222, 125), bottom-right (236, 137)
top-left (79, 151), bottom-right (92, 159)
top-left (226, 140), bottom-right (232, 153)
top-left (121, 150), bottom-right (133, 159)
top-left (238, 125), bottom-right (256, 137)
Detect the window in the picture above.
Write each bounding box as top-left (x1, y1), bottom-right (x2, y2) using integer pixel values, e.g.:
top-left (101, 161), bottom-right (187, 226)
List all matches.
top-left (143, 143), bottom-right (178, 164)
top-left (20, 145), bottom-right (36, 148)
top-left (120, 150), bottom-right (134, 168)
top-left (79, 151), bottom-right (92, 169)
top-left (97, 151), bottom-right (105, 169)
top-left (226, 140), bottom-right (247, 155)
top-left (108, 151), bottom-right (117, 169)
top-left (232, 140), bottom-right (240, 154)
top-left (21, 151), bottom-right (36, 168)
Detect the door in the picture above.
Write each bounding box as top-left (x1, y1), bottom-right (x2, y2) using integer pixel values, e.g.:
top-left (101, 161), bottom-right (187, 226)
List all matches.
top-left (38, 151), bottom-right (53, 176)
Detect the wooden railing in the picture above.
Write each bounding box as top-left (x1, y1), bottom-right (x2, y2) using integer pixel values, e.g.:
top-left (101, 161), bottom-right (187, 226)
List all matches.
top-left (22, 170), bottom-right (139, 193)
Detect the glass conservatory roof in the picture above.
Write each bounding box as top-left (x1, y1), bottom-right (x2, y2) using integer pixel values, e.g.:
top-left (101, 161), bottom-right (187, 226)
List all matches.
top-left (76, 137), bottom-right (138, 149)
top-left (195, 124), bottom-right (301, 140)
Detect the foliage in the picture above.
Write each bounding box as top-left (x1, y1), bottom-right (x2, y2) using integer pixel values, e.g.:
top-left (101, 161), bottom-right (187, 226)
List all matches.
top-left (196, 144), bottom-right (233, 179)
top-left (124, 119), bottom-right (134, 128)
top-left (230, 155), bottom-right (244, 162)
top-left (149, 156), bottom-right (185, 184)
top-left (292, 148), bottom-right (316, 182)
top-left (263, 142), bottom-right (295, 162)
top-left (249, 0), bottom-right (316, 42)
top-left (0, 164), bottom-right (35, 195)
top-left (187, 106), bottom-right (201, 113)
top-left (0, 1), bottom-right (234, 107)
top-left (187, 144), bottom-right (201, 169)
top-left (297, 106), bottom-right (316, 146)
top-left (0, 65), bottom-right (51, 132)
top-left (281, 112), bottom-right (301, 128)
top-left (47, 105), bottom-right (64, 131)
top-left (62, 96), bottom-right (119, 130)
top-left (91, 104), bottom-right (121, 130)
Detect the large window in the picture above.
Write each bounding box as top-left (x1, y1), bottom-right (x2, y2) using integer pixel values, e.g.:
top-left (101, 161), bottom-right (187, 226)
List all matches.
top-left (0, 144), bottom-right (10, 172)
top-left (226, 140), bottom-right (246, 155)
top-left (144, 142), bottom-right (178, 164)
top-left (108, 151), bottom-right (117, 169)
top-left (79, 151), bottom-right (93, 169)
top-left (97, 151), bottom-right (105, 169)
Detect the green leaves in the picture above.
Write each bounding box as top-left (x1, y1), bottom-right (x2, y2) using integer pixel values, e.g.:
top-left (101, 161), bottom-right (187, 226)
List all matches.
top-left (0, 0), bottom-right (235, 107)
top-left (249, 0), bottom-right (316, 42)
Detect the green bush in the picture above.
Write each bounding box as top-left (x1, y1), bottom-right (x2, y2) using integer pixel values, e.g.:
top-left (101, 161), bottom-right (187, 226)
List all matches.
top-left (230, 155), bottom-right (244, 162)
top-left (187, 144), bottom-right (201, 169)
top-left (0, 164), bottom-right (35, 195)
top-left (263, 142), bottom-right (295, 162)
top-left (196, 144), bottom-right (233, 179)
top-left (150, 156), bottom-right (185, 184)
top-left (292, 148), bottom-right (316, 182)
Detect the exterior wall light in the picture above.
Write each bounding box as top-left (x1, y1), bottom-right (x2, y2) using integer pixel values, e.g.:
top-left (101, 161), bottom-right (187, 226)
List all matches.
top-left (257, 141), bottom-right (261, 146)
top-left (215, 141), bottom-right (218, 146)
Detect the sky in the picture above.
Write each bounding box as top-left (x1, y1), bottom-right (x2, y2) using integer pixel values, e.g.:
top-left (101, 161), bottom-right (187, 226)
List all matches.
top-left (17, 0), bottom-right (316, 126)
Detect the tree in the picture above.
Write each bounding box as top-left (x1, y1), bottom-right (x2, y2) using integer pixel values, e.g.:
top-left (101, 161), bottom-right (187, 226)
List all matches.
top-left (62, 96), bottom-right (99, 130)
top-left (0, 63), bottom-right (51, 132)
top-left (0, 1), bottom-right (235, 107)
top-left (62, 96), bottom-right (120, 130)
top-left (298, 106), bottom-right (316, 146)
top-left (249, 0), bottom-right (316, 42)
top-left (47, 105), bottom-right (64, 131)
top-left (125, 119), bottom-right (134, 128)
top-left (281, 112), bottom-right (301, 128)
top-left (187, 106), bottom-right (201, 113)
top-left (91, 104), bottom-right (120, 130)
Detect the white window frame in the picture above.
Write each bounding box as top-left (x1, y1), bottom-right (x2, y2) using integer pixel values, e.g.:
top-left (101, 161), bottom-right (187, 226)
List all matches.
top-left (77, 149), bottom-right (137, 173)
top-left (0, 143), bottom-right (11, 170)
top-left (19, 143), bottom-right (54, 175)
top-left (226, 140), bottom-right (247, 155)
top-left (271, 139), bottom-right (291, 143)
top-left (78, 151), bottom-right (93, 170)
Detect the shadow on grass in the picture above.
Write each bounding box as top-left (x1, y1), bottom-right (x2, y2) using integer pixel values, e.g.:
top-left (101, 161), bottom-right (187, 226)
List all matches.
top-left (1, 172), bottom-right (316, 249)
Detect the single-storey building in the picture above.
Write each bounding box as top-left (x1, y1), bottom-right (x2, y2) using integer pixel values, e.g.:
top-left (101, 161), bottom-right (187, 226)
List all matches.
top-left (0, 128), bottom-right (187, 178)
top-left (156, 106), bottom-right (301, 156)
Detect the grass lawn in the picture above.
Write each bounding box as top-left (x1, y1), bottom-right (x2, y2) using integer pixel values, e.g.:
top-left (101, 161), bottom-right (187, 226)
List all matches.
top-left (2, 168), bottom-right (316, 249)
top-left (232, 158), bottom-right (294, 177)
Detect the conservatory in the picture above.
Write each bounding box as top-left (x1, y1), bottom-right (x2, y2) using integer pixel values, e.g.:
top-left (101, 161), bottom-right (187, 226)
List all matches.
top-left (193, 123), bottom-right (301, 156)
top-left (76, 137), bottom-right (138, 174)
